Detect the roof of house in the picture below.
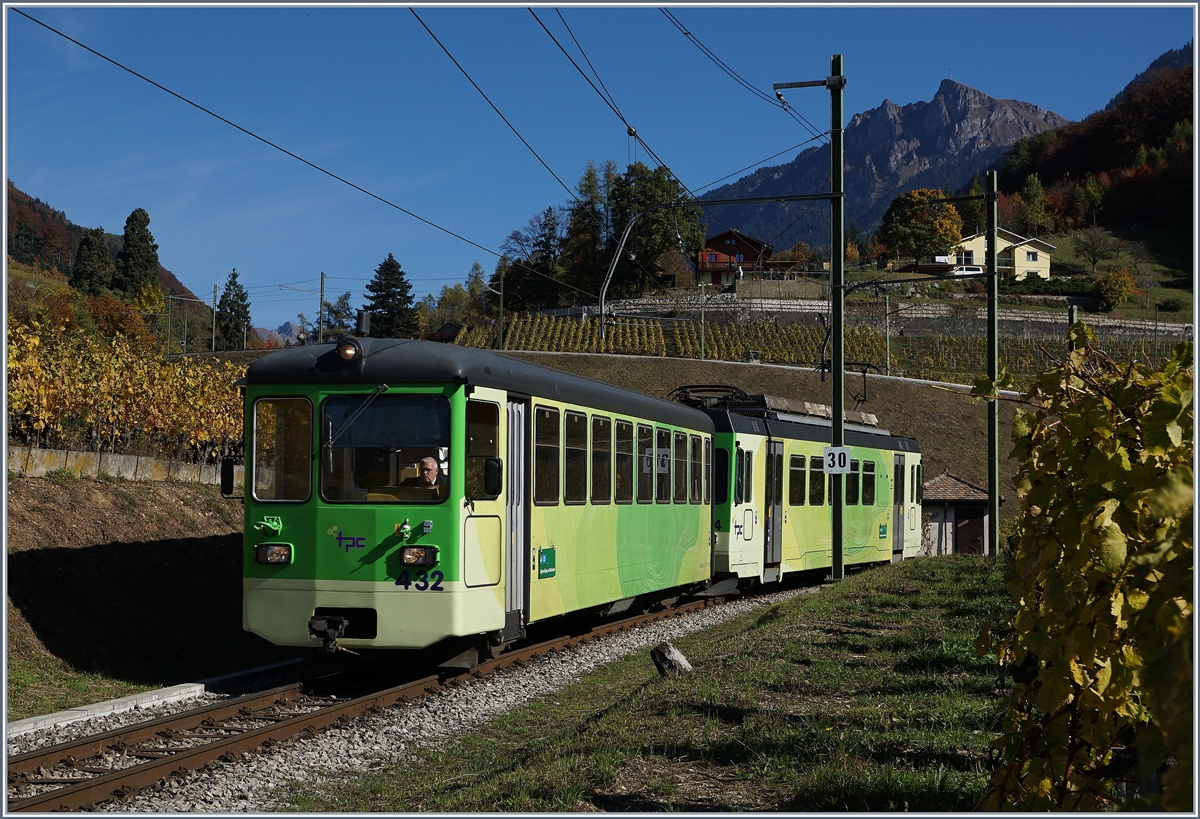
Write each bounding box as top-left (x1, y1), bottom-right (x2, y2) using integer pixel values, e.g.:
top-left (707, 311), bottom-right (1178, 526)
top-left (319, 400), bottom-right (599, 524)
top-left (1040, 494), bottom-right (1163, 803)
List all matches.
top-left (922, 470), bottom-right (989, 503)
top-left (704, 228), bottom-right (774, 253)
top-left (961, 228), bottom-right (1056, 252)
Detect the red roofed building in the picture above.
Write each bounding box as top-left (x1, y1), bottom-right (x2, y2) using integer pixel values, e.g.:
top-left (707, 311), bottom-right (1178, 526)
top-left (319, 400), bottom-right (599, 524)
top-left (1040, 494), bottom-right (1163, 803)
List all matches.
top-left (922, 470), bottom-right (992, 556)
top-left (697, 229), bottom-right (774, 287)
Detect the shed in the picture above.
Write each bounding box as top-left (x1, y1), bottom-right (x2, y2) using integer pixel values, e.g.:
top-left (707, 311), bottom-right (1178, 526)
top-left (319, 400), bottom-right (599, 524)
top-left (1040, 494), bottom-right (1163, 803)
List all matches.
top-left (922, 470), bottom-right (991, 556)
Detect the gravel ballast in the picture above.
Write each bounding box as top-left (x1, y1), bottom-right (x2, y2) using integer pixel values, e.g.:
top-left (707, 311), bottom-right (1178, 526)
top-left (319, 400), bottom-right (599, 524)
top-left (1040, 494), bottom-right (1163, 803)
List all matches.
top-left (10, 588), bottom-right (812, 812)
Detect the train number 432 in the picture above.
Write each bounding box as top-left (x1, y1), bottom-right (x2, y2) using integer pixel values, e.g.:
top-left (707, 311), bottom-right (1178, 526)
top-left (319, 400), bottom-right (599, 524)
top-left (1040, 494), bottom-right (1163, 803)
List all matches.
top-left (395, 570), bottom-right (445, 591)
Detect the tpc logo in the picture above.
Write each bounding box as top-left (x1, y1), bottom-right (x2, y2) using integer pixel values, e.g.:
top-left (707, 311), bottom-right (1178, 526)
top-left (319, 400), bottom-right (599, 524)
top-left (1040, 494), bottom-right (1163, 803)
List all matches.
top-left (328, 525), bottom-right (367, 553)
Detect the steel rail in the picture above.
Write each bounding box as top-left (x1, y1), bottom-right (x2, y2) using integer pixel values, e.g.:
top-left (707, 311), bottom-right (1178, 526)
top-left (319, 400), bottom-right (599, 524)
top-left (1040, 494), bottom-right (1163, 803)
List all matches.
top-left (7, 598), bottom-right (721, 812)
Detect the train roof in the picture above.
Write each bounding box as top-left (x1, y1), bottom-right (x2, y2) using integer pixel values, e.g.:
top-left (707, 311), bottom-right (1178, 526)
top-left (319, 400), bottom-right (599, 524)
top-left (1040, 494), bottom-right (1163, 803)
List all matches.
top-left (704, 409), bottom-right (920, 453)
top-left (243, 338), bottom-right (715, 432)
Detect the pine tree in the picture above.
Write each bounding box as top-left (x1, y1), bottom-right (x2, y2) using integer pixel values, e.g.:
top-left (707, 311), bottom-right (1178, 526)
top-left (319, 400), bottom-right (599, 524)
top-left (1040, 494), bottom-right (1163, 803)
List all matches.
top-left (362, 253), bottom-right (419, 338)
top-left (215, 268), bottom-right (252, 350)
top-left (322, 291), bottom-right (356, 337)
top-left (70, 227), bottom-right (115, 295)
top-left (113, 208), bottom-right (160, 299)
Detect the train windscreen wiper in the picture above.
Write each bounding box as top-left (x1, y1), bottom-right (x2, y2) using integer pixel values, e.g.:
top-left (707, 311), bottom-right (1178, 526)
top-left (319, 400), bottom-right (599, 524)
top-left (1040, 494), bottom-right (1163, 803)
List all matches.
top-left (326, 383), bottom-right (390, 450)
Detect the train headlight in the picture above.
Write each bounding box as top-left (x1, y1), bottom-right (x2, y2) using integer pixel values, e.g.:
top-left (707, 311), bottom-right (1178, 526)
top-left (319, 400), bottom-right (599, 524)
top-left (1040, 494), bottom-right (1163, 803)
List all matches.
top-left (337, 338), bottom-right (363, 361)
top-left (400, 545), bottom-right (438, 567)
top-left (256, 543), bottom-right (293, 564)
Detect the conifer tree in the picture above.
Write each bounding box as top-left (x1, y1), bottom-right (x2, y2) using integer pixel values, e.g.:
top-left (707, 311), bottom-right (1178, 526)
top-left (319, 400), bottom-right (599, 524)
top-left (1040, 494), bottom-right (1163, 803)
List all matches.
top-left (113, 208), bottom-right (160, 299)
top-left (70, 227), bottom-right (115, 295)
top-left (363, 253), bottom-right (419, 338)
top-left (322, 291), bottom-right (356, 337)
top-left (215, 268), bottom-right (252, 350)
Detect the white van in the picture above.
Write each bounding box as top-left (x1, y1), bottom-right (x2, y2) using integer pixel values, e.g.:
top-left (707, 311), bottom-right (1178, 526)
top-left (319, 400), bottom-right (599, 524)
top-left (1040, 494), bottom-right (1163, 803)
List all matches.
top-left (951, 265), bottom-right (984, 276)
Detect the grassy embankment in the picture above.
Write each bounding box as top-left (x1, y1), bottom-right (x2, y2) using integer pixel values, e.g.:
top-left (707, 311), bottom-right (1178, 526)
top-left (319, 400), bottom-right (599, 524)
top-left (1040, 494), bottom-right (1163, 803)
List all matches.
top-left (287, 555), bottom-right (1008, 812)
top-left (5, 472), bottom-right (299, 723)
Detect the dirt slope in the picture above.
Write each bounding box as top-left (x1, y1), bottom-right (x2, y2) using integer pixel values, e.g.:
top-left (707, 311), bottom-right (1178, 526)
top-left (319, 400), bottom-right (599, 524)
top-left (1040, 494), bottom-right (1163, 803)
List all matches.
top-left (6, 476), bottom-right (297, 721)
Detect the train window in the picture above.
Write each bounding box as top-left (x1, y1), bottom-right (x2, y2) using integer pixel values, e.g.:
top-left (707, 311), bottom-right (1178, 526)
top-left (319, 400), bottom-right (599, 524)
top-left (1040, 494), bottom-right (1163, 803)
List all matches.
top-left (846, 460), bottom-right (860, 505)
top-left (466, 401), bottom-right (500, 501)
top-left (773, 452), bottom-right (783, 506)
top-left (656, 428), bottom-right (672, 503)
top-left (253, 397), bottom-right (312, 502)
top-left (636, 424), bottom-right (653, 504)
top-left (743, 450), bottom-right (754, 505)
top-left (689, 435), bottom-right (702, 504)
top-left (789, 455), bottom-right (806, 506)
top-left (862, 461), bottom-right (876, 506)
top-left (591, 416), bottom-right (611, 504)
top-left (673, 432), bottom-right (688, 503)
top-left (564, 411), bottom-right (588, 505)
top-left (704, 438), bottom-right (712, 505)
top-left (734, 448), bottom-right (744, 505)
top-left (916, 464), bottom-right (923, 502)
top-left (615, 421), bottom-right (634, 504)
top-left (320, 394), bottom-right (449, 504)
top-left (534, 407), bottom-right (560, 505)
top-left (809, 456), bottom-right (825, 506)
top-left (910, 465), bottom-right (918, 504)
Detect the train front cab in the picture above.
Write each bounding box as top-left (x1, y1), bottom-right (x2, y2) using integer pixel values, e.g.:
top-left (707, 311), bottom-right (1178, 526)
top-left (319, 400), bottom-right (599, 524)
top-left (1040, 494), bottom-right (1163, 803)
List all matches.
top-left (243, 382), bottom-right (518, 657)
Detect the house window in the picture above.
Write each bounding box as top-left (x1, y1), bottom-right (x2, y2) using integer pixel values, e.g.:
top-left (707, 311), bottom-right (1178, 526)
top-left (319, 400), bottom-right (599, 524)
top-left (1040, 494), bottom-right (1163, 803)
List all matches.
top-left (735, 253), bottom-right (744, 263)
top-left (1026, 250), bottom-right (1038, 262)
top-left (957, 250), bottom-right (975, 266)
top-left (707, 253), bottom-right (717, 263)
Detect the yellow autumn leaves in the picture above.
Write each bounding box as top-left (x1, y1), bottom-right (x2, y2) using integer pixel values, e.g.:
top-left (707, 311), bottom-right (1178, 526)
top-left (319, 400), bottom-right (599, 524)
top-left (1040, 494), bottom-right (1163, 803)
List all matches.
top-left (7, 323), bottom-right (243, 458)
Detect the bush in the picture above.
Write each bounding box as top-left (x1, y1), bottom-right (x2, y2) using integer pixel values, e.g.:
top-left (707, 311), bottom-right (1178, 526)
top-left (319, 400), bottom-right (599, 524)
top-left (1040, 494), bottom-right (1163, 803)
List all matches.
top-left (1093, 266), bottom-right (1136, 312)
top-left (1159, 297), bottom-right (1187, 313)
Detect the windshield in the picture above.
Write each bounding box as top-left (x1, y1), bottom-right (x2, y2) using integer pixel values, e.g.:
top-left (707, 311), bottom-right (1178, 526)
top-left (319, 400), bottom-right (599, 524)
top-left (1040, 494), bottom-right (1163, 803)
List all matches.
top-left (321, 394), bottom-right (451, 503)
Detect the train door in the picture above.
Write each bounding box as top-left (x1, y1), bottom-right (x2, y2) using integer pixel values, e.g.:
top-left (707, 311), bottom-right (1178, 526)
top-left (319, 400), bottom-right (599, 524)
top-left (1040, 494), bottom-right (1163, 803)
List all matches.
top-left (892, 453), bottom-right (906, 562)
top-left (763, 440), bottom-right (783, 572)
top-left (505, 399), bottom-right (528, 640)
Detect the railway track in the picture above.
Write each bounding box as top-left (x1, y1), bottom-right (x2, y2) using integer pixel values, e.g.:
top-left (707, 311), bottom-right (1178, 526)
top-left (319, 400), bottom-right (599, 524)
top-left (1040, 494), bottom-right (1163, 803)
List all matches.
top-left (7, 599), bottom-right (720, 812)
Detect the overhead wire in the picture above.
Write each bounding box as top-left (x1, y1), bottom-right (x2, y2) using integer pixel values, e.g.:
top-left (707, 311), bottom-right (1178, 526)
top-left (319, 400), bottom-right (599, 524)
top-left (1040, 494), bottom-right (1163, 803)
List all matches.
top-left (414, 8), bottom-right (677, 300)
top-left (12, 8), bottom-right (596, 304)
top-left (529, 8), bottom-right (740, 241)
top-left (660, 7), bottom-right (909, 205)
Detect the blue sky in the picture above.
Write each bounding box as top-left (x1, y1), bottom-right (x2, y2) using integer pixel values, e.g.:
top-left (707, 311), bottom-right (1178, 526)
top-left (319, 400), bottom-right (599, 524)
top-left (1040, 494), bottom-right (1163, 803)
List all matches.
top-left (5, 3), bottom-right (1194, 333)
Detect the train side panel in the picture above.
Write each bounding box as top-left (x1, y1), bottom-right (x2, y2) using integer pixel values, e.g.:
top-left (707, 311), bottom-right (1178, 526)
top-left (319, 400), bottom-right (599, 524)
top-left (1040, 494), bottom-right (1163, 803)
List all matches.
top-left (526, 398), bottom-right (711, 624)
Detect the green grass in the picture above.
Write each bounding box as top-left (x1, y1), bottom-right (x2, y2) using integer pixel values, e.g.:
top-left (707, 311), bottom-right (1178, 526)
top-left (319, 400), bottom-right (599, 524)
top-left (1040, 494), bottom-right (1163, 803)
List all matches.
top-left (7, 654), bottom-right (154, 723)
top-left (282, 555), bottom-right (1009, 812)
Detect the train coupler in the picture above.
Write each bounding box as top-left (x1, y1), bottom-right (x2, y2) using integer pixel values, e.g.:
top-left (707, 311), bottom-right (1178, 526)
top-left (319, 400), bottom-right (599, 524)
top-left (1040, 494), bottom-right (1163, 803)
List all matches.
top-left (308, 615), bottom-right (350, 655)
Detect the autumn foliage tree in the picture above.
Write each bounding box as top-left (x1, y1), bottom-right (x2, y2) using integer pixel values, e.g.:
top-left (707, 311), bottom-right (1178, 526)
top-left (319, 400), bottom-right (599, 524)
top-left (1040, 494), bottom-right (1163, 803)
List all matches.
top-left (976, 324), bottom-right (1192, 811)
top-left (1094, 266), bottom-right (1137, 312)
top-left (877, 188), bottom-right (963, 268)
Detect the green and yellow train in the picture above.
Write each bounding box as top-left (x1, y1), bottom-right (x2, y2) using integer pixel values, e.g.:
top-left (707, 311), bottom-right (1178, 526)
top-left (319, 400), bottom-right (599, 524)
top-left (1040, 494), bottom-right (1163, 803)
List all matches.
top-left (236, 338), bottom-right (922, 664)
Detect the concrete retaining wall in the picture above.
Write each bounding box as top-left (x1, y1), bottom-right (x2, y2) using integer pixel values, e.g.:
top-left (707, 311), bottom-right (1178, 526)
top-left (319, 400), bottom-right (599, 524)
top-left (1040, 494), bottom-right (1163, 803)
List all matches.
top-left (7, 446), bottom-right (244, 489)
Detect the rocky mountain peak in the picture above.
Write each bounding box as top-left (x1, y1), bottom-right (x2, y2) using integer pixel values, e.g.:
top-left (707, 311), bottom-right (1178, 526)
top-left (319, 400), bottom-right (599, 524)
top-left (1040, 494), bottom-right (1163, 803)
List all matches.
top-left (703, 80), bottom-right (1069, 246)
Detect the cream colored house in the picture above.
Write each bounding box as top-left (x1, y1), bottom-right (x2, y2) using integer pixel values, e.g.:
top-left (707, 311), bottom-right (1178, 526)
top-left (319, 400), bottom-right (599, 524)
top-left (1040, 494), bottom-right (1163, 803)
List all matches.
top-left (956, 228), bottom-right (1055, 281)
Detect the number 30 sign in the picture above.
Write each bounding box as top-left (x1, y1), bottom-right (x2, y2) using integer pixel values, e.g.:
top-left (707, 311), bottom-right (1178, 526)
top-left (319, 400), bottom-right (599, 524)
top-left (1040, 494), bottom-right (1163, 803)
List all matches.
top-left (823, 446), bottom-right (851, 474)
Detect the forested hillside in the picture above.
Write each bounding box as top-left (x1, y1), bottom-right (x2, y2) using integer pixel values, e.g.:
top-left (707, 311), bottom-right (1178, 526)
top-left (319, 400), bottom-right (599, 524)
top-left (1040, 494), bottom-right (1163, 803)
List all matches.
top-left (6, 181), bottom-right (196, 301)
top-left (997, 61), bottom-right (1192, 228)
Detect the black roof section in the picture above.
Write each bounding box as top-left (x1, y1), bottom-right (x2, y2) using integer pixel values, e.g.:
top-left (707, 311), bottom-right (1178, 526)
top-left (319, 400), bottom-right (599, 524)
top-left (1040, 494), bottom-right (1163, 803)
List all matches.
top-left (703, 409), bottom-right (920, 453)
top-left (244, 338), bottom-right (714, 433)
